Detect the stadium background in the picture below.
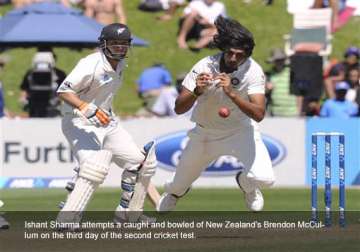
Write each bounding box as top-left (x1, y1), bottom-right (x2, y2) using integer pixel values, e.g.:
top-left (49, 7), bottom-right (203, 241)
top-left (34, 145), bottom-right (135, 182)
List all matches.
top-left (1, 0), bottom-right (359, 114)
top-left (0, 0), bottom-right (359, 213)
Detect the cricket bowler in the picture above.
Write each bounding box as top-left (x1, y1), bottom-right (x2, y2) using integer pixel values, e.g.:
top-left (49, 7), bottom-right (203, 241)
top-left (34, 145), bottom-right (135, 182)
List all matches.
top-left (157, 16), bottom-right (275, 212)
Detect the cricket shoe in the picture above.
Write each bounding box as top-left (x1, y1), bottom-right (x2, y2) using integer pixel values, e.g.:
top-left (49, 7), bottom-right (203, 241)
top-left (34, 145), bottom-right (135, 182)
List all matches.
top-left (236, 172), bottom-right (264, 212)
top-left (157, 193), bottom-right (178, 213)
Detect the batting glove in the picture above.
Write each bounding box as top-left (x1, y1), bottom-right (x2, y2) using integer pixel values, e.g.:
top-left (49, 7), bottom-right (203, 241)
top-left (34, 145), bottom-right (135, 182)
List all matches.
top-left (78, 102), bottom-right (111, 127)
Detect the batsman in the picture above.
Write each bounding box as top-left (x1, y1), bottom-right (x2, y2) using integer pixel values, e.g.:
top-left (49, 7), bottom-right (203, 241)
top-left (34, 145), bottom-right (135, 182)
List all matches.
top-left (56, 23), bottom-right (157, 223)
top-left (158, 17), bottom-right (275, 212)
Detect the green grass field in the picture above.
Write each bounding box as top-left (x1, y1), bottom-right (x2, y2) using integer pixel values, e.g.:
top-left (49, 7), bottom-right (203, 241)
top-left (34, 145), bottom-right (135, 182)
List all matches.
top-left (1, 188), bottom-right (360, 252)
top-left (1, 187), bottom-right (360, 211)
top-left (1, 0), bottom-right (359, 114)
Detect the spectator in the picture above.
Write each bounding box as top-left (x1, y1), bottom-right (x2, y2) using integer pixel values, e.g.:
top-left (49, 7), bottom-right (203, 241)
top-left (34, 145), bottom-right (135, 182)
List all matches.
top-left (177, 0), bottom-right (226, 50)
top-left (157, 0), bottom-right (188, 21)
top-left (320, 81), bottom-right (358, 118)
top-left (303, 96), bottom-right (321, 116)
top-left (345, 67), bottom-right (360, 104)
top-left (324, 46), bottom-right (360, 98)
top-left (136, 63), bottom-right (172, 115)
top-left (84, 0), bottom-right (126, 25)
top-left (266, 48), bottom-right (298, 116)
top-left (151, 72), bottom-right (193, 117)
top-left (19, 50), bottom-right (66, 117)
top-left (312, 0), bottom-right (347, 30)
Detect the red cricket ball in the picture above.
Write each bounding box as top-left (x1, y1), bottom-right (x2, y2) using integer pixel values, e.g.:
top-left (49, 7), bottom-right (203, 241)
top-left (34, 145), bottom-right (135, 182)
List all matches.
top-left (218, 107), bottom-right (230, 118)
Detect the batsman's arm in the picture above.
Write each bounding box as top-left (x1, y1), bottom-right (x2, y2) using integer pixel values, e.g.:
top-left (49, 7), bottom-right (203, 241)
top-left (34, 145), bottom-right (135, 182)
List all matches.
top-left (58, 92), bottom-right (84, 109)
top-left (58, 92), bottom-right (110, 126)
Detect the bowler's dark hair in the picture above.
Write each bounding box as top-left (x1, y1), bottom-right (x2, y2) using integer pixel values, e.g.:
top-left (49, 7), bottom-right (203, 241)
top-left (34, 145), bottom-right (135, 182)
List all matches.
top-left (213, 16), bottom-right (255, 57)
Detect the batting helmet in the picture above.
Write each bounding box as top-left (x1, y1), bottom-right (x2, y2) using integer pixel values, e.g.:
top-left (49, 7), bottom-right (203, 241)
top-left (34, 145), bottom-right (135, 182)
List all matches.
top-left (99, 23), bottom-right (132, 61)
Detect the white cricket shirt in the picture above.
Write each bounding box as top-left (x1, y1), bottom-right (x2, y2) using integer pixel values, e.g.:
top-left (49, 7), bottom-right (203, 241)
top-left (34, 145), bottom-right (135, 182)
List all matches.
top-left (57, 51), bottom-right (125, 114)
top-left (182, 53), bottom-right (266, 130)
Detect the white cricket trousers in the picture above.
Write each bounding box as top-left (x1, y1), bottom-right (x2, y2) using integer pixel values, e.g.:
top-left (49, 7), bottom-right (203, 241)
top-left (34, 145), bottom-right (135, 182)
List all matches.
top-left (165, 125), bottom-right (275, 196)
top-left (61, 115), bottom-right (144, 169)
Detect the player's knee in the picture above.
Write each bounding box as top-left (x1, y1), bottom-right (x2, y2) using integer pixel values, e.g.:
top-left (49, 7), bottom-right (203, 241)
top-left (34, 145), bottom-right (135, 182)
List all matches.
top-left (123, 151), bottom-right (146, 169)
top-left (79, 150), bottom-right (112, 184)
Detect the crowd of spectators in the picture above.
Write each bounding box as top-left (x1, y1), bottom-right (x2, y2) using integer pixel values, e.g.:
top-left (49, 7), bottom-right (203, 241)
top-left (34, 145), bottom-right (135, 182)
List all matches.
top-left (266, 45), bottom-right (359, 118)
top-left (0, 0), bottom-right (358, 119)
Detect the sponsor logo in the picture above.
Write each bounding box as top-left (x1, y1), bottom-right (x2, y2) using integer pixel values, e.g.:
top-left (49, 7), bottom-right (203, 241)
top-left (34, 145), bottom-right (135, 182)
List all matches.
top-left (99, 74), bottom-right (113, 85)
top-left (1, 177), bottom-right (71, 188)
top-left (117, 28), bottom-right (126, 35)
top-left (63, 81), bottom-right (72, 88)
top-left (46, 178), bottom-right (70, 188)
top-left (155, 131), bottom-right (286, 176)
top-left (231, 77), bottom-right (240, 87)
top-left (3, 142), bottom-right (74, 164)
top-left (8, 178), bottom-right (35, 188)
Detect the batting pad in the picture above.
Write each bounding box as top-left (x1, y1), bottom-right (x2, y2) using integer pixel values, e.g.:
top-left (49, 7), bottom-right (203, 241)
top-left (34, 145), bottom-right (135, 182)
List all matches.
top-left (79, 150), bottom-right (112, 184)
top-left (59, 150), bottom-right (112, 214)
top-left (128, 141), bottom-right (157, 211)
top-left (60, 177), bottom-right (96, 212)
top-left (120, 170), bottom-right (137, 208)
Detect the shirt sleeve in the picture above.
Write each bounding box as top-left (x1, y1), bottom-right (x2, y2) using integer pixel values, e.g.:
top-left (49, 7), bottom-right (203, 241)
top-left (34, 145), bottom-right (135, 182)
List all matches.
top-left (182, 60), bottom-right (205, 93)
top-left (247, 64), bottom-right (266, 95)
top-left (57, 58), bottom-right (93, 94)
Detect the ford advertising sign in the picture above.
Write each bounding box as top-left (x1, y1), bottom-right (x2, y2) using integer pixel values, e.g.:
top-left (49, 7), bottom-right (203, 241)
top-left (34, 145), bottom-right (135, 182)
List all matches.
top-left (155, 131), bottom-right (286, 176)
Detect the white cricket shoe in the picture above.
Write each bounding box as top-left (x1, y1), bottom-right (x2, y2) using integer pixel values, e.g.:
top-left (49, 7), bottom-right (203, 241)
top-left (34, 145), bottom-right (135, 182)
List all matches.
top-left (157, 193), bottom-right (178, 212)
top-left (236, 172), bottom-right (264, 212)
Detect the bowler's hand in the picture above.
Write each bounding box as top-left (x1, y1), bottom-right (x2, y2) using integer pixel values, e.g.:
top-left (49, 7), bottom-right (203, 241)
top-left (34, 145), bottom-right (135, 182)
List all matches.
top-left (214, 73), bottom-right (233, 95)
top-left (194, 73), bottom-right (212, 96)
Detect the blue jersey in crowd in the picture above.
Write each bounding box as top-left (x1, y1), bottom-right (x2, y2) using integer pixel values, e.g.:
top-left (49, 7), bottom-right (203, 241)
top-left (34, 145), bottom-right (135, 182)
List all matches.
top-left (320, 99), bottom-right (358, 118)
top-left (137, 65), bottom-right (172, 94)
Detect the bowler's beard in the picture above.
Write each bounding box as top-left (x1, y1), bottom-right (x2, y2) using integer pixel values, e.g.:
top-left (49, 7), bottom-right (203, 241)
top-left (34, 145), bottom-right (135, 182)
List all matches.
top-left (220, 54), bottom-right (238, 73)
